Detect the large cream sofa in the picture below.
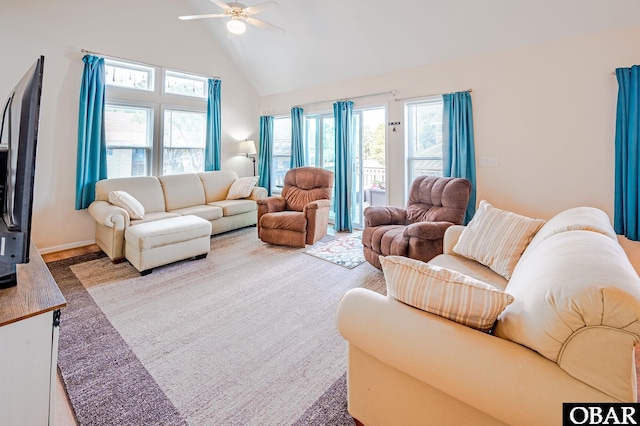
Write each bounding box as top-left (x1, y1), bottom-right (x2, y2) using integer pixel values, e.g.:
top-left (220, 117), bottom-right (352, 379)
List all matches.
top-left (88, 171), bottom-right (267, 262)
top-left (337, 206), bottom-right (640, 426)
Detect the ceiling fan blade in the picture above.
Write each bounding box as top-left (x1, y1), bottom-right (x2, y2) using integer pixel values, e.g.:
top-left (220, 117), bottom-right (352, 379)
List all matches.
top-left (209, 0), bottom-right (231, 10)
top-left (244, 1), bottom-right (278, 15)
top-left (246, 16), bottom-right (284, 33)
top-left (179, 13), bottom-right (227, 20)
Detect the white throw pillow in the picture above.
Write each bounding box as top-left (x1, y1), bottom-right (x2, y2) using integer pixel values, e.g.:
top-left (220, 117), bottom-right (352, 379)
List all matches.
top-left (381, 256), bottom-right (514, 332)
top-left (108, 191), bottom-right (145, 220)
top-left (453, 200), bottom-right (545, 279)
top-left (226, 176), bottom-right (259, 200)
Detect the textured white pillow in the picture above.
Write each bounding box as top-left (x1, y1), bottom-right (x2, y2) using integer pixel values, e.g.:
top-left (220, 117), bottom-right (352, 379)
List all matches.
top-left (108, 191), bottom-right (145, 220)
top-left (226, 176), bottom-right (259, 200)
top-left (453, 200), bottom-right (545, 279)
top-left (381, 256), bottom-right (514, 332)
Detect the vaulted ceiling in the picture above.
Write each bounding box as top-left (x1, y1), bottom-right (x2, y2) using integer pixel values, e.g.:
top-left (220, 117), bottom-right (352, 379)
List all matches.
top-left (181, 0), bottom-right (640, 96)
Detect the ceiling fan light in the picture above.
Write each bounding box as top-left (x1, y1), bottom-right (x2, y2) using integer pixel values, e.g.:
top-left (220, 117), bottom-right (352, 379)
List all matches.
top-left (227, 18), bottom-right (246, 35)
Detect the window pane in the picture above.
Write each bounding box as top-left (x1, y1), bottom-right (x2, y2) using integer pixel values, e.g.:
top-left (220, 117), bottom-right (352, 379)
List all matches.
top-left (163, 109), bottom-right (206, 174)
top-left (406, 99), bottom-right (444, 194)
top-left (272, 117), bottom-right (292, 193)
top-left (105, 105), bottom-right (152, 148)
top-left (163, 148), bottom-right (204, 175)
top-left (305, 117), bottom-right (317, 166)
top-left (106, 148), bottom-right (147, 178)
top-left (165, 70), bottom-right (207, 98)
top-left (105, 60), bottom-right (153, 91)
top-left (408, 102), bottom-right (442, 156)
top-left (105, 105), bottom-right (151, 177)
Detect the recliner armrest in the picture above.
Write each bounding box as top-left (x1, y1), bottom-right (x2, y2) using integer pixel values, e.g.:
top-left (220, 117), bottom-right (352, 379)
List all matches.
top-left (363, 206), bottom-right (407, 227)
top-left (304, 199), bottom-right (331, 211)
top-left (404, 221), bottom-right (454, 240)
top-left (88, 200), bottom-right (129, 230)
top-left (256, 196), bottom-right (286, 213)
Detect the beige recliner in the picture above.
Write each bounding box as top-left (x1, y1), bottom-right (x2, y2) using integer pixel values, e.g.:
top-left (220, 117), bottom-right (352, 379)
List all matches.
top-left (257, 167), bottom-right (334, 248)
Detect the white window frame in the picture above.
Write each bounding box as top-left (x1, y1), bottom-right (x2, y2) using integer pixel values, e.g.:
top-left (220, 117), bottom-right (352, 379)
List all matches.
top-left (405, 96), bottom-right (444, 197)
top-left (271, 115), bottom-right (292, 194)
top-left (103, 58), bottom-right (208, 177)
top-left (163, 70), bottom-right (208, 99)
top-left (160, 105), bottom-right (208, 175)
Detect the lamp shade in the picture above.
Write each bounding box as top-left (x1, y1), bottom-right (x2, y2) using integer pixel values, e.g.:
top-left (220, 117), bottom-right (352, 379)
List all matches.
top-left (237, 140), bottom-right (257, 155)
top-left (227, 18), bottom-right (246, 35)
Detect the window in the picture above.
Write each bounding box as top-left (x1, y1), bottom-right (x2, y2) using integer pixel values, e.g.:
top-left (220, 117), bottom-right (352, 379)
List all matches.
top-left (405, 98), bottom-right (443, 189)
top-left (164, 70), bottom-right (207, 98)
top-left (272, 116), bottom-right (291, 193)
top-left (104, 59), bottom-right (208, 178)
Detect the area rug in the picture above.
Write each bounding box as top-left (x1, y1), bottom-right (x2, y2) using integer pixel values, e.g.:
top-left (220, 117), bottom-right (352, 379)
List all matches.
top-left (305, 232), bottom-right (366, 269)
top-left (48, 227), bottom-right (385, 426)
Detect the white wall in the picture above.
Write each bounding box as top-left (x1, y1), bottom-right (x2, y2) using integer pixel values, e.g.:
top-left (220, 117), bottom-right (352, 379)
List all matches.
top-left (261, 24), bottom-right (640, 272)
top-left (0, 0), bottom-right (260, 252)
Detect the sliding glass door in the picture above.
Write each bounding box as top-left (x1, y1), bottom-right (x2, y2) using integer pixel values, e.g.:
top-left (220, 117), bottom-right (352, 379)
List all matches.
top-left (305, 106), bottom-right (385, 229)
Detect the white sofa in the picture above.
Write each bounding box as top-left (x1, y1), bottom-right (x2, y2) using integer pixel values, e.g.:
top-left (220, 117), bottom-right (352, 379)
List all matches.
top-left (337, 206), bottom-right (640, 426)
top-left (88, 171), bottom-right (267, 262)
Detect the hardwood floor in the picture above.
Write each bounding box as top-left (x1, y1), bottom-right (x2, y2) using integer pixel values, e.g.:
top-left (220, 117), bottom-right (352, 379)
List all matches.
top-left (42, 244), bottom-right (102, 263)
top-left (45, 245), bottom-right (101, 426)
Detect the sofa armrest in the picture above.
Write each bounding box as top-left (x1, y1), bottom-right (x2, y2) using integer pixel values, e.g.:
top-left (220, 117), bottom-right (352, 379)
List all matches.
top-left (443, 225), bottom-right (465, 254)
top-left (404, 221), bottom-right (454, 240)
top-left (88, 200), bottom-right (129, 230)
top-left (256, 196), bottom-right (286, 213)
top-left (363, 206), bottom-right (407, 227)
top-left (248, 186), bottom-right (268, 201)
top-left (336, 288), bottom-right (619, 426)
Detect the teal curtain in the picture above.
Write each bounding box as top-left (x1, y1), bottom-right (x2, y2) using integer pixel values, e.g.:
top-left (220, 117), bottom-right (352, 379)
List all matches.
top-left (205, 78), bottom-right (221, 171)
top-left (333, 101), bottom-right (354, 232)
top-left (75, 55), bottom-right (107, 210)
top-left (258, 116), bottom-right (274, 196)
top-left (614, 65), bottom-right (640, 240)
top-left (443, 91), bottom-right (476, 224)
top-left (290, 106), bottom-right (305, 168)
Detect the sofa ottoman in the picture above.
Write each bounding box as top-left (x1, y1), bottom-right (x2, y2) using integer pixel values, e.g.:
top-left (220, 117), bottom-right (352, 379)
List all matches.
top-left (124, 215), bottom-right (212, 275)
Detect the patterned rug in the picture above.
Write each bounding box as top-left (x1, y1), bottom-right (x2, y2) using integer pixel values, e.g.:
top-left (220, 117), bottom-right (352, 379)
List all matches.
top-left (305, 233), bottom-right (366, 269)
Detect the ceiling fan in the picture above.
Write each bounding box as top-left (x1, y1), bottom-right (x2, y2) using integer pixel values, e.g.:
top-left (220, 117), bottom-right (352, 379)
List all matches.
top-left (179, 0), bottom-right (283, 35)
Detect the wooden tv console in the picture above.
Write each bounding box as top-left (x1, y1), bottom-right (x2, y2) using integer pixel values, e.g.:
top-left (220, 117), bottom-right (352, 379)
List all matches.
top-left (0, 243), bottom-right (66, 425)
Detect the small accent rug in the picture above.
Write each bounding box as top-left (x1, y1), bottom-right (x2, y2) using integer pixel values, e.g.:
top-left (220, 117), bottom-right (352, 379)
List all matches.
top-left (305, 233), bottom-right (366, 269)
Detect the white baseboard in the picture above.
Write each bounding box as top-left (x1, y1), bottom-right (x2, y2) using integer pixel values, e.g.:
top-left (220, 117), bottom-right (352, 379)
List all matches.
top-left (38, 240), bottom-right (96, 255)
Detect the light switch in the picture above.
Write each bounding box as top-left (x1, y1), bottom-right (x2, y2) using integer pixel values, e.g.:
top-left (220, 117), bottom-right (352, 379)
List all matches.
top-left (479, 157), bottom-right (499, 168)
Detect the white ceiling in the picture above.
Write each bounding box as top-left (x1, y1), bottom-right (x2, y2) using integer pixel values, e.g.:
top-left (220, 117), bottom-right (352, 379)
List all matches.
top-left (181, 0), bottom-right (640, 96)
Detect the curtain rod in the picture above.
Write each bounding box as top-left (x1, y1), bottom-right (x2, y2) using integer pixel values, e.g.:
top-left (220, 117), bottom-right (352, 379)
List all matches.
top-left (80, 49), bottom-right (221, 80)
top-left (394, 89), bottom-right (472, 102)
top-left (293, 90), bottom-right (396, 109)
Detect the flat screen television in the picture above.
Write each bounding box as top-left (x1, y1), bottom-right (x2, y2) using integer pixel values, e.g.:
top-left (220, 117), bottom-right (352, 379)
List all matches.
top-left (0, 56), bottom-right (44, 288)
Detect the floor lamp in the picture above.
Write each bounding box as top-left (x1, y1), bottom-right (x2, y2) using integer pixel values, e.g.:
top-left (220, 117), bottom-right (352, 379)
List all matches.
top-left (237, 140), bottom-right (257, 176)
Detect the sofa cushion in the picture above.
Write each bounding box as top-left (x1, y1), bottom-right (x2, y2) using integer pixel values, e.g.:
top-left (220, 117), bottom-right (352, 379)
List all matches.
top-left (381, 256), bottom-right (514, 332)
top-left (453, 200), bottom-right (545, 279)
top-left (158, 174), bottom-right (206, 211)
top-left (429, 253), bottom-right (509, 291)
top-left (168, 205), bottom-right (223, 221)
top-left (226, 176), bottom-right (259, 200)
top-left (108, 190), bottom-right (145, 219)
top-left (199, 171), bottom-right (238, 202)
top-left (208, 199), bottom-right (257, 216)
top-left (131, 211), bottom-right (181, 226)
top-left (95, 176), bottom-right (166, 213)
top-left (493, 230), bottom-right (640, 398)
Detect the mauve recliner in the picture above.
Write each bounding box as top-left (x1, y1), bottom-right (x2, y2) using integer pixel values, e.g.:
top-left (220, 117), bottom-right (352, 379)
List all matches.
top-left (362, 175), bottom-right (472, 269)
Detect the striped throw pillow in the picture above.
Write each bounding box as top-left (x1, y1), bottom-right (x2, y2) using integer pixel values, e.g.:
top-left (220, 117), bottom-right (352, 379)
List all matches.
top-left (226, 176), bottom-right (259, 200)
top-left (381, 256), bottom-right (513, 332)
top-left (453, 200), bottom-right (545, 279)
